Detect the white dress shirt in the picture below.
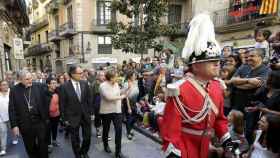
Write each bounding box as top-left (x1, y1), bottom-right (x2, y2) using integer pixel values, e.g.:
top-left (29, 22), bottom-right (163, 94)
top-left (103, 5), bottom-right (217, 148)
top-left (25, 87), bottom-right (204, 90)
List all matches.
top-left (71, 79), bottom-right (81, 99)
top-left (0, 91), bottom-right (10, 122)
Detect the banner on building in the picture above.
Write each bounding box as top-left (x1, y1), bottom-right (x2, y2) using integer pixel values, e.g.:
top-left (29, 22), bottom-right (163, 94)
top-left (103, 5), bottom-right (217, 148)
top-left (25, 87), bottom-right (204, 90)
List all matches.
top-left (13, 38), bottom-right (24, 60)
top-left (260, 0), bottom-right (278, 15)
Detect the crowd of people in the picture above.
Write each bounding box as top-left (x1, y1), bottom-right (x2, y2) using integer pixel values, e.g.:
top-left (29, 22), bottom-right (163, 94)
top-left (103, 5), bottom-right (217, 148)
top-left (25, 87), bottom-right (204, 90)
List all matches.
top-left (209, 29), bottom-right (280, 158)
top-left (0, 28), bottom-right (279, 158)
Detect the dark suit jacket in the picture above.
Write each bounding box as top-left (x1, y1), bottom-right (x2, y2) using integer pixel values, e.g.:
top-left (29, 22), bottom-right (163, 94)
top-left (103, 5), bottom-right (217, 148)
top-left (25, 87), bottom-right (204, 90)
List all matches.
top-left (9, 83), bottom-right (49, 130)
top-left (59, 80), bottom-right (92, 127)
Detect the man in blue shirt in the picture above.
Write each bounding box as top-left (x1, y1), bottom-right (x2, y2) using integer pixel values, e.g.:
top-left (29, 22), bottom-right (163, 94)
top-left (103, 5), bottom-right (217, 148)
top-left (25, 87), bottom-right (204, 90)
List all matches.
top-left (229, 48), bottom-right (271, 144)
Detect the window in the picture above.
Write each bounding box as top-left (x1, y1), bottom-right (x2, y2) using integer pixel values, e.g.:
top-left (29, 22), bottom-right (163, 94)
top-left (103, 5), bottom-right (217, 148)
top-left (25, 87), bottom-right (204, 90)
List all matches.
top-left (97, 1), bottom-right (112, 25)
top-left (46, 55), bottom-right (51, 67)
top-left (32, 58), bottom-right (36, 70)
top-left (67, 5), bottom-right (73, 26)
top-left (168, 5), bottom-right (182, 25)
top-left (132, 4), bottom-right (147, 27)
top-left (54, 15), bottom-right (59, 30)
top-left (38, 34), bottom-right (41, 44)
top-left (4, 45), bottom-right (12, 71)
top-left (86, 42), bottom-right (92, 54)
top-left (69, 38), bottom-right (74, 56)
top-left (26, 59), bottom-right (31, 65)
top-left (55, 43), bottom-right (60, 58)
top-left (98, 36), bottom-right (112, 54)
top-left (132, 15), bottom-right (140, 27)
top-left (4, 51), bottom-right (11, 71)
top-left (46, 31), bottom-right (48, 43)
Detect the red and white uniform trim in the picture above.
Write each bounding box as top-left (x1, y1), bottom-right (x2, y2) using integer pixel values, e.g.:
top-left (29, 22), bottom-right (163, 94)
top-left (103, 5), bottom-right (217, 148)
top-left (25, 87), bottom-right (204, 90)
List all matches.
top-left (158, 76), bottom-right (229, 158)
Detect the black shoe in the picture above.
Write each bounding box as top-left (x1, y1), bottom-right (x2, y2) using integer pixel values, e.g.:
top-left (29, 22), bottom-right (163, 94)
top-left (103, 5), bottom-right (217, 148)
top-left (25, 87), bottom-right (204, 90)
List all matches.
top-left (81, 154), bottom-right (90, 158)
top-left (127, 134), bottom-right (133, 140)
top-left (96, 129), bottom-right (102, 138)
top-left (108, 136), bottom-right (112, 141)
top-left (130, 131), bottom-right (135, 136)
top-left (52, 141), bottom-right (60, 147)
top-left (65, 133), bottom-right (69, 139)
top-left (75, 154), bottom-right (81, 158)
top-left (48, 145), bottom-right (53, 153)
top-left (115, 153), bottom-right (128, 158)
top-left (104, 146), bottom-right (112, 153)
top-left (59, 127), bottom-right (64, 133)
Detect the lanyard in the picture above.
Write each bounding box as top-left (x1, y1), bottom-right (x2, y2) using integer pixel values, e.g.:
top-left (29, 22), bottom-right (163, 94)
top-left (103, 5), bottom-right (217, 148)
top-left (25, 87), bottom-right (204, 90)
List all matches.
top-left (24, 87), bottom-right (32, 110)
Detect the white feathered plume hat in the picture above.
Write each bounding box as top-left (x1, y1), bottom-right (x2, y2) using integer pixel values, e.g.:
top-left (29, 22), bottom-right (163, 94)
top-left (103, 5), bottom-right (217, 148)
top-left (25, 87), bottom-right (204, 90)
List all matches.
top-left (182, 13), bottom-right (221, 65)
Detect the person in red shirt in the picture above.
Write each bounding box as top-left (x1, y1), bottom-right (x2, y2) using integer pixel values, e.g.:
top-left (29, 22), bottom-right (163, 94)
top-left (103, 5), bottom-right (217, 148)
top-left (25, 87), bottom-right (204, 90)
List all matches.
top-left (158, 13), bottom-right (237, 158)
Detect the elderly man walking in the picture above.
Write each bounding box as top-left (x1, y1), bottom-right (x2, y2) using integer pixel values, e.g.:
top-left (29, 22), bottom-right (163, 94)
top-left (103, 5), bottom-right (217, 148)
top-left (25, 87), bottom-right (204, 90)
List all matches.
top-left (8, 70), bottom-right (49, 158)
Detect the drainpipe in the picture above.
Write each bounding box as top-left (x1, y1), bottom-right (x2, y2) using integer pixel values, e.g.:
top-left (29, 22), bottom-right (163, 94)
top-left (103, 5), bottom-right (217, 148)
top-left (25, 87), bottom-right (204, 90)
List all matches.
top-left (81, 32), bottom-right (85, 63)
top-left (0, 52), bottom-right (3, 80)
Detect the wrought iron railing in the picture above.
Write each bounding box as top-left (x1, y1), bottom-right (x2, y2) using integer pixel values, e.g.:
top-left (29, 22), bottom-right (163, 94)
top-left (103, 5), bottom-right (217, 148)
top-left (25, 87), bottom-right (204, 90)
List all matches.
top-left (213, 2), bottom-right (278, 27)
top-left (27, 43), bottom-right (52, 56)
top-left (59, 22), bottom-right (75, 31)
top-left (92, 19), bottom-right (114, 26)
top-left (48, 30), bottom-right (60, 39)
top-left (32, 15), bottom-right (48, 25)
top-left (169, 21), bottom-right (189, 32)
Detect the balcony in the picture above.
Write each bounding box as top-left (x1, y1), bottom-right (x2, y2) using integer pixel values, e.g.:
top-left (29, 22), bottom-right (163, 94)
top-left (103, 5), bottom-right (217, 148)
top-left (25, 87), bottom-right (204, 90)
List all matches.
top-left (1, 0), bottom-right (29, 33)
top-left (92, 19), bottom-right (113, 33)
top-left (59, 22), bottom-right (76, 37)
top-left (25, 43), bottom-right (52, 57)
top-left (213, 3), bottom-right (280, 33)
top-left (48, 30), bottom-right (62, 42)
top-left (30, 15), bottom-right (49, 33)
top-left (46, 0), bottom-right (60, 14)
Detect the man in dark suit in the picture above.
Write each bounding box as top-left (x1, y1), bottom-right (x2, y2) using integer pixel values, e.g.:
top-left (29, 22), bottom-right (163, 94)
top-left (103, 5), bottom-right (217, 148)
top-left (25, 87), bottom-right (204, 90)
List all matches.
top-left (59, 65), bottom-right (92, 158)
top-left (9, 70), bottom-right (49, 158)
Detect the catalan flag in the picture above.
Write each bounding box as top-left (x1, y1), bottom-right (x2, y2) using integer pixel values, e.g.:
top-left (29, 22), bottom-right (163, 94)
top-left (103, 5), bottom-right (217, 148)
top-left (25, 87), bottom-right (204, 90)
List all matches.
top-left (259, 0), bottom-right (278, 15)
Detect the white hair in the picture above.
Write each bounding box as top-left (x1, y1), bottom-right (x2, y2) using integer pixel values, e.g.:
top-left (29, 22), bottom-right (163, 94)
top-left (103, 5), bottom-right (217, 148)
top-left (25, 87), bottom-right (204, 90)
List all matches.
top-left (18, 70), bottom-right (31, 80)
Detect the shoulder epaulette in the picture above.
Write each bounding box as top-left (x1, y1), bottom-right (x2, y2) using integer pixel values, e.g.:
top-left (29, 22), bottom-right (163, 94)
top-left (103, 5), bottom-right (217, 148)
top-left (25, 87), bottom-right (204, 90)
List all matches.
top-left (166, 79), bottom-right (185, 97)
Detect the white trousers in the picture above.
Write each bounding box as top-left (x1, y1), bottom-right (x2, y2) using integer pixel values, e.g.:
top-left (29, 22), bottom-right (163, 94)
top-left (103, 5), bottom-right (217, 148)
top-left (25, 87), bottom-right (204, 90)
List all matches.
top-left (0, 122), bottom-right (8, 151)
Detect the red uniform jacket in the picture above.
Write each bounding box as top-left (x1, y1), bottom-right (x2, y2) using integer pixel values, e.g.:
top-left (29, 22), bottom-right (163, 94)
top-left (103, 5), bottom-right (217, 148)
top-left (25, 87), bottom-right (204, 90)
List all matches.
top-left (159, 78), bottom-right (229, 158)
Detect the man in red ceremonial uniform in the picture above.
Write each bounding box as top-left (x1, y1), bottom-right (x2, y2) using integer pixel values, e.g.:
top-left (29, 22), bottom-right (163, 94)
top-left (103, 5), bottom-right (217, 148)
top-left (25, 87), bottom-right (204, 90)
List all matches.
top-left (158, 13), bottom-right (237, 158)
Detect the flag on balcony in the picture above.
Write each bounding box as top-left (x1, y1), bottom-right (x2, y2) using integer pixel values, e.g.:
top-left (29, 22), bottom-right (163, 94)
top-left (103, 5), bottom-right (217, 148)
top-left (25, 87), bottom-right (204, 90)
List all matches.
top-left (260, 0), bottom-right (278, 15)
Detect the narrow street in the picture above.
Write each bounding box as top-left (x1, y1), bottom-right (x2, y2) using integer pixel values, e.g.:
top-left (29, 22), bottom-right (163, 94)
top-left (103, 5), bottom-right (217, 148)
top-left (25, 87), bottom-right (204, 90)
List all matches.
top-left (3, 125), bottom-right (164, 158)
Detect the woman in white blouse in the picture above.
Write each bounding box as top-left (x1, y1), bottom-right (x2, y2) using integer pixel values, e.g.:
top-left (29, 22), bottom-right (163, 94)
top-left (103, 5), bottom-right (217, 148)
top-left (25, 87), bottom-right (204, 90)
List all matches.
top-left (243, 114), bottom-right (280, 158)
top-left (0, 80), bottom-right (10, 156)
top-left (99, 69), bottom-right (130, 158)
top-left (123, 71), bottom-right (139, 140)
